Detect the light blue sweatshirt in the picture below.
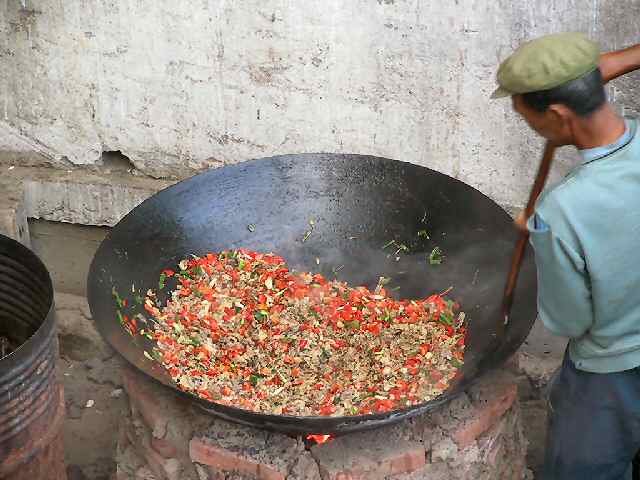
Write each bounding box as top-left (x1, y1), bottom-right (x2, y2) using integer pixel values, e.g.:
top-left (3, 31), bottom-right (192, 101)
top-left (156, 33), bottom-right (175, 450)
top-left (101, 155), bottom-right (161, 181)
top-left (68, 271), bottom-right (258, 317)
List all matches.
top-left (527, 117), bottom-right (640, 373)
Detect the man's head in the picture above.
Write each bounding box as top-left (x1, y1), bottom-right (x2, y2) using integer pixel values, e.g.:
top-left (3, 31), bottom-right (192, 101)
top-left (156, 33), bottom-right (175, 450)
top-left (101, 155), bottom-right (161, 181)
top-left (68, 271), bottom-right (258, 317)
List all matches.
top-left (513, 68), bottom-right (607, 144)
top-left (493, 33), bottom-right (608, 145)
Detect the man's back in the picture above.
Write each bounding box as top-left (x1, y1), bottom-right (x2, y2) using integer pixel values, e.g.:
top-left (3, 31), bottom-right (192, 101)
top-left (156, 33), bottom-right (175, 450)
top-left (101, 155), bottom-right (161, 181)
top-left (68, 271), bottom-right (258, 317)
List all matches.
top-left (532, 118), bottom-right (640, 373)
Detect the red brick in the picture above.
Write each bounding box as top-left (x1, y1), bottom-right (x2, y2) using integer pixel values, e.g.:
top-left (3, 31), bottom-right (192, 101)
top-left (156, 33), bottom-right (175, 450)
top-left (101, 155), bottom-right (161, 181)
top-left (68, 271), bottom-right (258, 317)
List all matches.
top-left (333, 474), bottom-right (362, 480)
top-left (510, 458), bottom-right (526, 480)
top-left (190, 437), bottom-right (285, 480)
top-left (311, 428), bottom-right (425, 480)
top-left (151, 436), bottom-right (178, 459)
top-left (142, 442), bottom-right (182, 480)
top-left (143, 443), bottom-right (170, 479)
top-left (387, 449), bottom-right (426, 476)
top-left (122, 367), bottom-right (169, 438)
top-left (453, 383), bottom-right (517, 449)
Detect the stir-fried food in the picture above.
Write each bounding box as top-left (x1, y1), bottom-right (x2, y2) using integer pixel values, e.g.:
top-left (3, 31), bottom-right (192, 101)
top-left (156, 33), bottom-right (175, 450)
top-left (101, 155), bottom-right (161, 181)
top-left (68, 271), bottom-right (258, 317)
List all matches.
top-left (134, 249), bottom-right (466, 416)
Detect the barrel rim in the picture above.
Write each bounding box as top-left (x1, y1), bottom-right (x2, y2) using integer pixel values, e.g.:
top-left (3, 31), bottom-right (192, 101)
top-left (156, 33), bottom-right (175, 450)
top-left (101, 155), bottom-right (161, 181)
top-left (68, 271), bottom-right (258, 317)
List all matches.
top-left (0, 234), bottom-right (55, 367)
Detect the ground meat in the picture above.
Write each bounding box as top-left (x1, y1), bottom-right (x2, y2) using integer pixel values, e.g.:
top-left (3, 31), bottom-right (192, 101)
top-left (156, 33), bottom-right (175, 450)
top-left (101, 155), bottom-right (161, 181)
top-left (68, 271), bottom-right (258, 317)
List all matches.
top-left (137, 249), bottom-right (465, 417)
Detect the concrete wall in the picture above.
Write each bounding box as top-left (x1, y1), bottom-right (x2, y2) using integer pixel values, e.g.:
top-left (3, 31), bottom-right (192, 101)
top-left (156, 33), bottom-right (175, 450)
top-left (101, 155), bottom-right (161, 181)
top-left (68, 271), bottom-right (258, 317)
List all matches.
top-left (1, 0), bottom-right (639, 212)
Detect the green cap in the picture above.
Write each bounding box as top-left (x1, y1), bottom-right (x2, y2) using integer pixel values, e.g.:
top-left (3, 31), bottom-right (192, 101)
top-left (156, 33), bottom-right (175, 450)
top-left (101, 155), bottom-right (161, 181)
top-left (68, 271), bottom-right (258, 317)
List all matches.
top-left (491, 32), bottom-right (600, 99)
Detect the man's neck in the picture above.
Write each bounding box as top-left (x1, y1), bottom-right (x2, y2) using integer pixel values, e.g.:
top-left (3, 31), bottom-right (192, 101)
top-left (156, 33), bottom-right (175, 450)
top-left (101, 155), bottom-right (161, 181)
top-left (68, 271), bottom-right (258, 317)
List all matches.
top-left (573, 105), bottom-right (627, 150)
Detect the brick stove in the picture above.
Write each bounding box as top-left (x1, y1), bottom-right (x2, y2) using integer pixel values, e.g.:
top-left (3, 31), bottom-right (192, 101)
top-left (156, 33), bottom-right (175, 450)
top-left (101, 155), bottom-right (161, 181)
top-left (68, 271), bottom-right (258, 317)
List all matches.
top-left (115, 360), bottom-right (526, 480)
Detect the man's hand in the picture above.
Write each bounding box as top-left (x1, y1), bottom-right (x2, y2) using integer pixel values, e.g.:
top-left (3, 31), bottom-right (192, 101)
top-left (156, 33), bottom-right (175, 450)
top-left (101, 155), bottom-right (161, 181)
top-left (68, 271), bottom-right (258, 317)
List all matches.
top-left (600, 43), bottom-right (640, 84)
top-left (514, 211), bottom-right (528, 233)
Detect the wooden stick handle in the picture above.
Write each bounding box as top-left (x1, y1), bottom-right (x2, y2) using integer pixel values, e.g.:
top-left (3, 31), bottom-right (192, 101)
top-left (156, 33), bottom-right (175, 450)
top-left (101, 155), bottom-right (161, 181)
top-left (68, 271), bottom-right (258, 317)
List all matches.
top-left (501, 141), bottom-right (557, 328)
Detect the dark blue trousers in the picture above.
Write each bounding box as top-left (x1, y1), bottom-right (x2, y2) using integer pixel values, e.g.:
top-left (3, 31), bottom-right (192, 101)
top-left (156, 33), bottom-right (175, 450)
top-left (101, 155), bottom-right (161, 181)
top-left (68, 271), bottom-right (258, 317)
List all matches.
top-left (543, 351), bottom-right (640, 480)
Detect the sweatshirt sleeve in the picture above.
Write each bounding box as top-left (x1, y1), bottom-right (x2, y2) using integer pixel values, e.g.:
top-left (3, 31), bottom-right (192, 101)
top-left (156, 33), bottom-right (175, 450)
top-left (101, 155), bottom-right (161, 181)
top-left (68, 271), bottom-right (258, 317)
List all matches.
top-left (527, 213), bottom-right (594, 338)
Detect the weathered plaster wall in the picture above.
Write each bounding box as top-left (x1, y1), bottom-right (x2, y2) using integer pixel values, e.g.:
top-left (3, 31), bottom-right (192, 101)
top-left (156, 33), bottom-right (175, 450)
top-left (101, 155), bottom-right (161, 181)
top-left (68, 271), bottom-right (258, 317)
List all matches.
top-left (1, 0), bottom-right (639, 211)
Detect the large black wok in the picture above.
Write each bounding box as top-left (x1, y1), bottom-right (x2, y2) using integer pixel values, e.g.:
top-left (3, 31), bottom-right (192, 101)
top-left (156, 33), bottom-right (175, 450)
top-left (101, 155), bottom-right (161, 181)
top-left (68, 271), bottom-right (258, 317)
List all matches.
top-left (87, 153), bottom-right (537, 434)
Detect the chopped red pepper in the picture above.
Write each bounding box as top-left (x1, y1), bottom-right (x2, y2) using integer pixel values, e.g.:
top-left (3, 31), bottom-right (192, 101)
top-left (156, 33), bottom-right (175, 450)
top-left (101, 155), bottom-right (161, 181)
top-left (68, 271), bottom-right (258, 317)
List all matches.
top-left (139, 248), bottom-right (466, 418)
top-left (319, 405), bottom-right (336, 416)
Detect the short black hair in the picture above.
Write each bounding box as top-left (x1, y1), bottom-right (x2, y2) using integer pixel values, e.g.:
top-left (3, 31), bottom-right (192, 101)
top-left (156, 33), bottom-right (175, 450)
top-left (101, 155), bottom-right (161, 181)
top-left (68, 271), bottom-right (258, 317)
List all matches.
top-left (521, 68), bottom-right (606, 117)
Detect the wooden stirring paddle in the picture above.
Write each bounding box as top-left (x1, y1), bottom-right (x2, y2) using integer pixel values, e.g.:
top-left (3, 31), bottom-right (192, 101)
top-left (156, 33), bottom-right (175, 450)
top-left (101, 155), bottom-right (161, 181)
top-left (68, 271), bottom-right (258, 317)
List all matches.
top-left (501, 141), bottom-right (556, 330)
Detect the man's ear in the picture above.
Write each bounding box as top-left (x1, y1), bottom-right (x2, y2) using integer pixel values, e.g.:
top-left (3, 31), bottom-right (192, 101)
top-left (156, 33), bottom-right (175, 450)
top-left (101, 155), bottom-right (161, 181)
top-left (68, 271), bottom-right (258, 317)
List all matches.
top-left (547, 103), bottom-right (576, 144)
top-left (547, 103), bottom-right (573, 124)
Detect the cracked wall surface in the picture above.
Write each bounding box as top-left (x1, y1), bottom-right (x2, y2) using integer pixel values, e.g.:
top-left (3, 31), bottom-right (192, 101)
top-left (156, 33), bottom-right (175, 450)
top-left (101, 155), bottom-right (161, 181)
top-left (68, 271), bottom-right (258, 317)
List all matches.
top-left (0, 0), bottom-right (639, 211)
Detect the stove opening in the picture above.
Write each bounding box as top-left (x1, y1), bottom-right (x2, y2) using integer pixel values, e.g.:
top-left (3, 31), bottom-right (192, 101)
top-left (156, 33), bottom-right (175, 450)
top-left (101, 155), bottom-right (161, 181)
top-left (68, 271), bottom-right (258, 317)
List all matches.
top-left (305, 434), bottom-right (334, 448)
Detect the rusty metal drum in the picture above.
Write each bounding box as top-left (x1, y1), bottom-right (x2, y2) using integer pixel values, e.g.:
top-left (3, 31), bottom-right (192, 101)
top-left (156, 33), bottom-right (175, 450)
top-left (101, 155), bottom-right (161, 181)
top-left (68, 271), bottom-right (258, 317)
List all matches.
top-left (0, 234), bottom-right (66, 480)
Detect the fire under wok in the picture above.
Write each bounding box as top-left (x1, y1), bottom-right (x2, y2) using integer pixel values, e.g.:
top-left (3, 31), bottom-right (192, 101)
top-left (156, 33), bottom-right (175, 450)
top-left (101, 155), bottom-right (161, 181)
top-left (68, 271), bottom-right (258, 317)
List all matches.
top-left (87, 153), bottom-right (537, 434)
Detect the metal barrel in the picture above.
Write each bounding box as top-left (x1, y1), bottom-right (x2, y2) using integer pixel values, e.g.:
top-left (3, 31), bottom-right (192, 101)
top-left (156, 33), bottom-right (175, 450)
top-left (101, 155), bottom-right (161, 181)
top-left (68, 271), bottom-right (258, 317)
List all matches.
top-left (0, 234), bottom-right (66, 480)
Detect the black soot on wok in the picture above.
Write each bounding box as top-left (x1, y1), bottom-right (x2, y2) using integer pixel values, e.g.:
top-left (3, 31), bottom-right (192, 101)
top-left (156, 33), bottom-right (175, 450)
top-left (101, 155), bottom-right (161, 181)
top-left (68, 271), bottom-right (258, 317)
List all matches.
top-left (87, 153), bottom-right (537, 435)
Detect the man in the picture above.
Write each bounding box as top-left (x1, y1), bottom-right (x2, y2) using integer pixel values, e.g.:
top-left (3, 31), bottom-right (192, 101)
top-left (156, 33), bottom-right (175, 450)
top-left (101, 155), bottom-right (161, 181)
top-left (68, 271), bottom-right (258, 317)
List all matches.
top-left (492, 33), bottom-right (640, 479)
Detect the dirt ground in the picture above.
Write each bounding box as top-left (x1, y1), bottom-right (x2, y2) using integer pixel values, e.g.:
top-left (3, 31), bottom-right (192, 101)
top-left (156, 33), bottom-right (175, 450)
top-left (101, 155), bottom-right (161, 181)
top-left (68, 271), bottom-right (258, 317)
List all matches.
top-left (55, 293), bottom-right (126, 480)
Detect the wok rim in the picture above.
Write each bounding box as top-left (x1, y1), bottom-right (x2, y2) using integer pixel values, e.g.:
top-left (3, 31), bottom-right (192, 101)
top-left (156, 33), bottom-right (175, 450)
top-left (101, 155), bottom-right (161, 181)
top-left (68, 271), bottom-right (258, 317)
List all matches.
top-left (87, 152), bottom-right (535, 433)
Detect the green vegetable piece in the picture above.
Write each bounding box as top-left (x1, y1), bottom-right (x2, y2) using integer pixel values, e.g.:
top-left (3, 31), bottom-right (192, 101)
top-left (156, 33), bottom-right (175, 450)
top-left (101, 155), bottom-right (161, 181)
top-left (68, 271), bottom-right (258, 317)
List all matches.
top-left (382, 239), bottom-right (396, 249)
top-left (254, 310), bottom-right (268, 321)
top-left (250, 374), bottom-right (261, 386)
top-left (439, 311), bottom-right (454, 325)
top-left (429, 247), bottom-right (444, 265)
top-left (158, 273), bottom-right (167, 290)
top-left (116, 310), bottom-right (124, 324)
top-left (112, 287), bottom-right (123, 308)
top-left (332, 264), bottom-right (345, 274)
top-left (451, 358), bottom-right (463, 368)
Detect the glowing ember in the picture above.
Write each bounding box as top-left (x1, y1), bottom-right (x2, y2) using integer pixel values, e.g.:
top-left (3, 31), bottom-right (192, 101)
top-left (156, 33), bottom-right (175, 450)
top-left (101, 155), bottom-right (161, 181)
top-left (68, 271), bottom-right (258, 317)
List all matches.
top-left (307, 434), bottom-right (333, 445)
